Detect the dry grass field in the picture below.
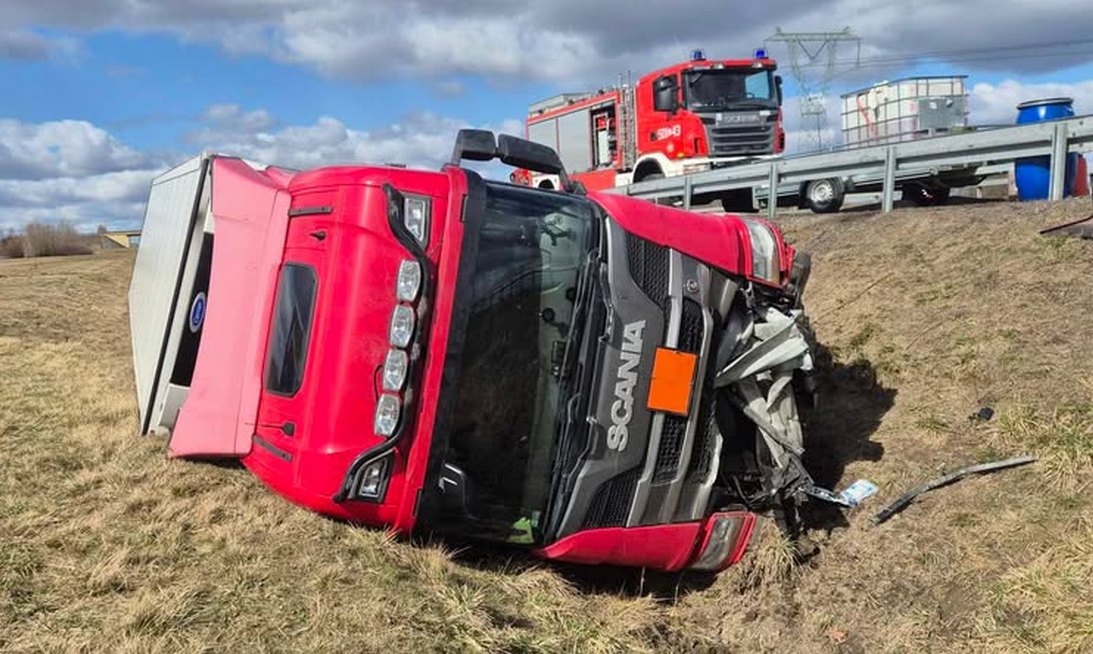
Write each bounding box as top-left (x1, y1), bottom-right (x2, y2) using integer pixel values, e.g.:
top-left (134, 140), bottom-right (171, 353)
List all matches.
top-left (2, 197), bottom-right (1091, 653)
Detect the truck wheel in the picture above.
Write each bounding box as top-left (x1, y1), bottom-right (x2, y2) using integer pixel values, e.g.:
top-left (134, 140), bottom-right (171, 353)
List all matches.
top-left (804, 178), bottom-right (844, 214)
top-left (904, 182), bottom-right (950, 207)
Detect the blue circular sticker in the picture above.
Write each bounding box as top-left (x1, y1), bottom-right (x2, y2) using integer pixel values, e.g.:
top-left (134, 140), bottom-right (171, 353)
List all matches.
top-left (189, 292), bottom-right (207, 333)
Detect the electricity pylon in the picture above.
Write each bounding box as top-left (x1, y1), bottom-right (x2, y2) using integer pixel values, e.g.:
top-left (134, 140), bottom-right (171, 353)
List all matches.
top-left (766, 27), bottom-right (861, 152)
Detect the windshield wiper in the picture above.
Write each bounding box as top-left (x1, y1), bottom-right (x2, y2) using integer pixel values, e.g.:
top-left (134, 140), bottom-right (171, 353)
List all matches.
top-left (558, 251), bottom-right (597, 384)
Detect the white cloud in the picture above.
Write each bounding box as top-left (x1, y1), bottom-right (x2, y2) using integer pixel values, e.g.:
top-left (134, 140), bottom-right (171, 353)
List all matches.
top-left (0, 119), bottom-right (154, 180)
top-left (0, 28), bottom-right (70, 59)
top-left (185, 104), bottom-right (522, 171)
top-left (0, 110), bottom-right (525, 232)
top-left (970, 79), bottom-right (1093, 126)
top-left (0, 118), bottom-right (164, 232)
top-left (202, 104), bottom-right (276, 132)
top-left (2, 0), bottom-right (1091, 83)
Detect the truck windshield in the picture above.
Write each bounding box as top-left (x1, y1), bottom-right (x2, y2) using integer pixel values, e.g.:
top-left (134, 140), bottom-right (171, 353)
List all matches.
top-left (441, 182), bottom-right (595, 542)
top-left (684, 68), bottom-right (775, 110)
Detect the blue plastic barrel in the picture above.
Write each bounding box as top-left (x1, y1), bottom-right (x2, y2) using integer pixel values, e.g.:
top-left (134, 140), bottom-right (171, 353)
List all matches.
top-left (1015, 97), bottom-right (1078, 201)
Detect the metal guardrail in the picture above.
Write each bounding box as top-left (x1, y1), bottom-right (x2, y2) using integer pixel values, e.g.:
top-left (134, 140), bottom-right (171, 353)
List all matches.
top-left (620, 114), bottom-right (1093, 217)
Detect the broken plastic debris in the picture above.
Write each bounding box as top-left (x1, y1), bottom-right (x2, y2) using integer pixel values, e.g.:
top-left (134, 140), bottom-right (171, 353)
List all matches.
top-left (970, 406), bottom-right (995, 422)
top-left (805, 479), bottom-right (878, 508)
top-left (838, 479), bottom-right (878, 507)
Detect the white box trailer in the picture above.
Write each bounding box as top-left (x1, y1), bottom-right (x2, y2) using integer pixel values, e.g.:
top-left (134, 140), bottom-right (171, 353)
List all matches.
top-left (129, 154), bottom-right (213, 436)
top-left (841, 76), bottom-right (968, 148)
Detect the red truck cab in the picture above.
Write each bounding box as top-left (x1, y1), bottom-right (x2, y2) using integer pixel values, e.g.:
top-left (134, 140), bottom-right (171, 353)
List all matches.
top-left (524, 50), bottom-right (785, 194)
top-left (634, 52), bottom-right (786, 173)
top-left (130, 131), bottom-right (818, 573)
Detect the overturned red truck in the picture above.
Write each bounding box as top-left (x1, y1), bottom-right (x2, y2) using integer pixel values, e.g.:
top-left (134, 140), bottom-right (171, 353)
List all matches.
top-left (129, 131), bottom-right (819, 573)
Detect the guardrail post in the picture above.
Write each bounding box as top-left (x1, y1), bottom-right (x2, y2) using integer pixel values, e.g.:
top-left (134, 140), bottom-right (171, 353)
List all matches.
top-left (1049, 122), bottom-right (1068, 201)
top-left (683, 176), bottom-right (693, 210)
top-left (767, 162), bottom-right (778, 220)
top-left (882, 146), bottom-right (897, 213)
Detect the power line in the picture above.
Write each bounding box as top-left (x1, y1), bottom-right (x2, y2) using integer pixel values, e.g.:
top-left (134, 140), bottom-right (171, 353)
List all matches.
top-left (794, 37), bottom-right (1093, 70)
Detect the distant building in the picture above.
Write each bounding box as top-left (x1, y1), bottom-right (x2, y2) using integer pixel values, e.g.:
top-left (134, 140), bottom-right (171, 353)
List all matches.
top-left (100, 230), bottom-right (141, 249)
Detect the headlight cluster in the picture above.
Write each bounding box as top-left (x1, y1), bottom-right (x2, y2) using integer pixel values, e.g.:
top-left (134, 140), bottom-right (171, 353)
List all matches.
top-left (403, 196), bottom-right (430, 247)
top-left (374, 259), bottom-right (424, 439)
top-left (743, 218), bottom-right (781, 285)
top-left (345, 187), bottom-right (432, 504)
top-left (354, 456), bottom-right (391, 500)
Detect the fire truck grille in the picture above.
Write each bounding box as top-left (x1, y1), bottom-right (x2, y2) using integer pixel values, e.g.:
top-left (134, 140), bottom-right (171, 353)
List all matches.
top-left (652, 300), bottom-right (704, 485)
top-left (583, 468), bottom-right (639, 529)
top-left (702, 114), bottom-right (778, 157)
top-left (626, 236), bottom-right (669, 307)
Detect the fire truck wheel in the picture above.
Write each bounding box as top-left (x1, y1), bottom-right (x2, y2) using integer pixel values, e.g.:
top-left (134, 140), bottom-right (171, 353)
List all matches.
top-left (804, 178), bottom-right (845, 214)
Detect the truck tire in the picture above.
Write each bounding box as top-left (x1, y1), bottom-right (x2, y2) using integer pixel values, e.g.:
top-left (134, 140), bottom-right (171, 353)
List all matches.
top-left (904, 182), bottom-right (950, 207)
top-left (803, 178), bottom-right (845, 214)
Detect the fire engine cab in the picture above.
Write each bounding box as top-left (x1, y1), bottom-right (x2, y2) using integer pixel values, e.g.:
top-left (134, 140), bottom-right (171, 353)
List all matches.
top-left (523, 49), bottom-right (784, 198)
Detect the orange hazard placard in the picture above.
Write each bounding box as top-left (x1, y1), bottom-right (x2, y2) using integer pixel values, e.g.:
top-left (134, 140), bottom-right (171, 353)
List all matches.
top-left (646, 347), bottom-right (697, 416)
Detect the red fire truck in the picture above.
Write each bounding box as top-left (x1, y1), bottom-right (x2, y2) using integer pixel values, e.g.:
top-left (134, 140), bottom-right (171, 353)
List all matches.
top-left (129, 130), bottom-right (821, 573)
top-left (523, 50), bottom-right (784, 201)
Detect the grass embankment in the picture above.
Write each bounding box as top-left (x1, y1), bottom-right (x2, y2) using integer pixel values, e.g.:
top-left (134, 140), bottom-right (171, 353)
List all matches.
top-left (1, 198), bottom-right (1091, 652)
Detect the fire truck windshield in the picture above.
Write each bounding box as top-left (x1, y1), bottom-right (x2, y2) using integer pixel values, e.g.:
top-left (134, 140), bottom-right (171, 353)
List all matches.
top-left (683, 68), bottom-right (775, 111)
top-left (436, 182), bottom-right (595, 543)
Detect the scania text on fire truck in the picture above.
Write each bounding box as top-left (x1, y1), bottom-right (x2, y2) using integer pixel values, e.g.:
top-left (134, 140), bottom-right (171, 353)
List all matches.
top-left (520, 49), bottom-right (784, 211)
top-left (129, 130), bottom-right (827, 574)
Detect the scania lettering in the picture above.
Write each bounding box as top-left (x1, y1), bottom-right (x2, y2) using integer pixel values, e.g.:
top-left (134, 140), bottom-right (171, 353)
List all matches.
top-left (607, 320), bottom-right (645, 452)
top-left (129, 130), bottom-right (823, 574)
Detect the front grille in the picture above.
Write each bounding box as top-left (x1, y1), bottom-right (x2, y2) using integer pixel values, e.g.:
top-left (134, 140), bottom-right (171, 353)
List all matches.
top-left (653, 300), bottom-right (704, 485)
top-left (678, 299), bottom-right (703, 353)
top-left (702, 115), bottom-right (777, 157)
top-left (626, 236), bottom-right (669, 307)
top-left (582, 468), bottom-right (639, 529)
top-left (653, 416), bottom-right (687, 484)
top-left (687, 389), bottom-right (718, 483)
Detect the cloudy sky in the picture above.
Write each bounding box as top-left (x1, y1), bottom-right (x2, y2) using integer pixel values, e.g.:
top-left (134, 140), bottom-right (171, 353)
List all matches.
top-left (2, 0), bottom-right (1092, 231)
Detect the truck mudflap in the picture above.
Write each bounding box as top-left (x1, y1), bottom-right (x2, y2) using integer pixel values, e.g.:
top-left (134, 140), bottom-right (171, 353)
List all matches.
top-left (714, 302), bottom-right (817, 507)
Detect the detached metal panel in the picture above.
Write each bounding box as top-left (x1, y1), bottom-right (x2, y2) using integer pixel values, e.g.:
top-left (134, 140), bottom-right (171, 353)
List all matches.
top-left (128, 155), bottom-right (209, 434)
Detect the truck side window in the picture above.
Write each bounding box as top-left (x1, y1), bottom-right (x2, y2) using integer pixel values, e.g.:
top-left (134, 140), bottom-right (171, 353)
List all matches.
top-left (264, 263), bottom-right (318, 396)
